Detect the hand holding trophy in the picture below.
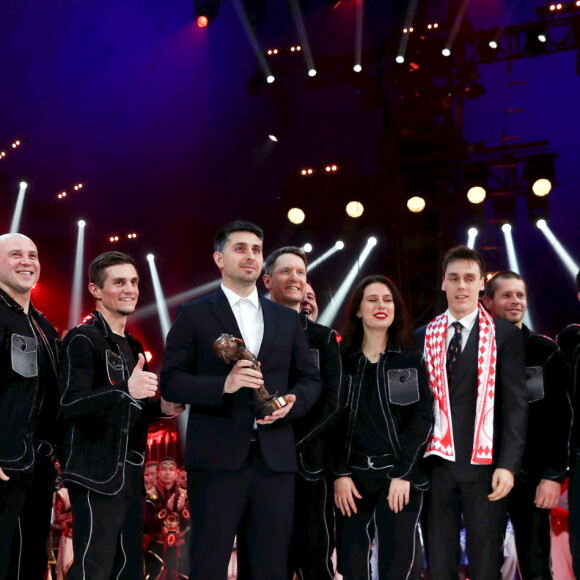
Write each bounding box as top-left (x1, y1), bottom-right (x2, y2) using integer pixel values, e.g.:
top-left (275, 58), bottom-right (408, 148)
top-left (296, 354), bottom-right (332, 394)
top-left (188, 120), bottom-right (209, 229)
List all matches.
top-left (214, 333), bottom-right (288, 419)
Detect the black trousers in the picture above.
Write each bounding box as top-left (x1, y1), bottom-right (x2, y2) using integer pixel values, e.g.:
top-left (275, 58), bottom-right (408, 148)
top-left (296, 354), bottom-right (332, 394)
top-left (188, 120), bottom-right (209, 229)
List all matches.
top-left (288, 475), bottom-right (335, 580)
top-left (66, 464), bottom-right (145, 580)
top-left (569, 448), bottom-right (580, 580)
top-left (187, 442), bottom-right (294, 580)
top-left (426, 462), bottom-right (507, 580)
top-left (508, 476), bottom-right (553, 579)
top-left (335, 472), bottom-right (423, 580)
top-left (0, 456), bottom-right (55, 580)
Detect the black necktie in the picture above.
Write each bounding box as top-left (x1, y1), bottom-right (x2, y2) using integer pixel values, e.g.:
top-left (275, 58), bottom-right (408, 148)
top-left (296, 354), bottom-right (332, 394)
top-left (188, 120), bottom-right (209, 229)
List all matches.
top-left (446, 321), bottom-right (463, 378)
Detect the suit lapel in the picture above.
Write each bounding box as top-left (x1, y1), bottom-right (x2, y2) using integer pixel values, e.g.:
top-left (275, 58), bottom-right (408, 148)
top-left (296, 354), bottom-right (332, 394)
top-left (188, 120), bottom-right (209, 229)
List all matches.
top-left (208, 288), bottom-right (243, 338)
top-left (257, 296), bottom-right (278, 361)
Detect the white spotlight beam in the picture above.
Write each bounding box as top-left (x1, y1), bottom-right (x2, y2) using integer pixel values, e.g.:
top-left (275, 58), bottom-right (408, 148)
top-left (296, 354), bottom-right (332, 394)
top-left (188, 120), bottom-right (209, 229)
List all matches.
top-left (443, 0), bottom-right (470, 54)
top-left (537, 221), bottom-right (579, 280)
top-left (146, 254), bottom-right (171, 340)
top-left (396, 0), bottom-right (418, 62)
top-left (308, 242), bottom-right (344, 272)
top-left (134, 279), bottom-right (221, 321)
top-left (231, 0), bottom-right (274, 83)
top-left (68, 220), bottom-right (86, 329)
top-left (502, 225), bottom-right (533, 329)
top-left (319, 238), bottom-right (378, 327)
top-left (289, 0), bottom-right (316, 75)
top-left (466, 228), bottom-right (478, 249)
top-left (354, 0), bottom-right (364, 70)
top-left (10, 182), bottom-right (28, 233)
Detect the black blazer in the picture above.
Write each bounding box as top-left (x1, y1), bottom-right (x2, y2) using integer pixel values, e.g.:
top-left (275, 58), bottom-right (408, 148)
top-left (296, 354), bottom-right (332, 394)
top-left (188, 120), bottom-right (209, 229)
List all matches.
top-left (414, 314), bottom-right (528, 478)
top-left (160, 288), bottom-right (321, 473)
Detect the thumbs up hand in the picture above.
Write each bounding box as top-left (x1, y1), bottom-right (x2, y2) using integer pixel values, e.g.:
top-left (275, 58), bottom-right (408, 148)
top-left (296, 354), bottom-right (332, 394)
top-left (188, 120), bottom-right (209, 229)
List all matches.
top-left (128, 353), bottom-right (158, 399)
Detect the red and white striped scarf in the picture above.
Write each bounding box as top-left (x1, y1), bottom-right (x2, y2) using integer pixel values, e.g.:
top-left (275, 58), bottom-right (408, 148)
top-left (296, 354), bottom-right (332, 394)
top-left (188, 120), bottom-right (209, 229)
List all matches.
top-left (423, 303), bottom-right (497, 465)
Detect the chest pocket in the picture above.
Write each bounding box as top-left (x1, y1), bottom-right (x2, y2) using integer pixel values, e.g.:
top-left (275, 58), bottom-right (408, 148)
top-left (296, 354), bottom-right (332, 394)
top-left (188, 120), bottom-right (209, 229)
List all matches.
top-left (387, 368), bottom-right (419, 405)
top-left (11, 334), bottom-right (38, 378)
top-left (525, 366), bottom-right (545, 402)
top-left (106, 350), bottom-right (126, 386)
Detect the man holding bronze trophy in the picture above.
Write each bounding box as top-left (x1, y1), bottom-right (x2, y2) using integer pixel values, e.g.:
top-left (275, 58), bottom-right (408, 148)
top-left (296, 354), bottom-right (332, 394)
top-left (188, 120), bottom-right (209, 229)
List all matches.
top-left (161, 221), bottom-right (321, 580)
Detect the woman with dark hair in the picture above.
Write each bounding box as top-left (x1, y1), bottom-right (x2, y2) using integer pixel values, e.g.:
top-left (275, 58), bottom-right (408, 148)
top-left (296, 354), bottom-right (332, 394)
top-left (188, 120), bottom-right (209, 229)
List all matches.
top-left (333, 275), bottom-right (433, 580)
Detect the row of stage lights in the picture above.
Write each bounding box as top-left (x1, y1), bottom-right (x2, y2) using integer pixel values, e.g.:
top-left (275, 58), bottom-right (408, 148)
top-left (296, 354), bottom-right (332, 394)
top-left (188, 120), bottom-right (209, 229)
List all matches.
top-left (0, 139), bottom-right (22, 160)
top-left (402, 23), bottom-right (439, 34)
top-left (57, 183), bottom-right (85, 199)
top-left (288, 200), bottom-right (364, 224)
top-left (300, 164), bottom-right (339, 176)
top-left (109, 232), bottom-right (139, 242)
top-left (266, 46), bottom-right (302, 55)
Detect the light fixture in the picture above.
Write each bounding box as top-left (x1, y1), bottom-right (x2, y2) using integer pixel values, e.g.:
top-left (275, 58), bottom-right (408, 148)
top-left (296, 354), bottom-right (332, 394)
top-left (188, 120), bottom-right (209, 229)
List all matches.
top-left (346, 201), bottom-right (364, 218)
top-left (407, 196), bottom-right (426, 213)
top-left (288, 208), bottom-right (306, 224)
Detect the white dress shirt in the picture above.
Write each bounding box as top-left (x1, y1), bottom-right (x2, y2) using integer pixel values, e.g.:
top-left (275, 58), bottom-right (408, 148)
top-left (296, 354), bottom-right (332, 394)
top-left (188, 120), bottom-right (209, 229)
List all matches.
top-left (221, 284), bottom-right (264, 357)
top-left (445, 307), bottom-right (479, 353)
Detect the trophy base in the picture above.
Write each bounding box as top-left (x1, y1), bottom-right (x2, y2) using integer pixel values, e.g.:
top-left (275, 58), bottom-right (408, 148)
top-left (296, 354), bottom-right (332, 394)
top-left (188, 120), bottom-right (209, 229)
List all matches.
top-left (257, 396), bottom-right (288, 419)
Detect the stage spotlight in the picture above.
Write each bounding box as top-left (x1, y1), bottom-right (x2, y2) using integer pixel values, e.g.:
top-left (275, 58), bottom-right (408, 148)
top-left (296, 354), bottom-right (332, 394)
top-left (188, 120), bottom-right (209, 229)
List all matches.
top-left (144, 351), bottom-right (153, 363)
top-left (536, 219), bottom-right (547, 229)
top-left (407, 196), bottom-right (425, 213)
top-left (501, 224), bottom-right (533, 328)
top-left (267, 75), bottom-right (275, 83)
top-left (525, 155), bottom-right (555, 196)
top-left (524, 23), bottom-right (548, 55)
top-left (309, 243), bottom-right (344, 271)
top-left (489, 40), bottom-right (498, 49)
top-left (335, 241), bottom-right (345, 250)
top-left (10, 181), bottom-right (29, 233)
top-left (442, 48), bottom-right (451, 57)
top-left (69, 219), bottom-right (87, 328)
top-left (288, 207), bottom-right (306, 224)
top-left (308, 69), bottom-right (317, 77)
top-left (532, 178), bottom-right (551, 196)
top-left (467, 227), bottom-right (478, 249)
top-left (146, 253), bottom-right (171, 339)
top-left (303, 243), bottom-right (313, 253)
top-left (467, 186), bottom-right (486, 204)
top-left (353, 64), bottom-right (362, 72)
top-left (396, 55), bottom-right (405, 63)
top-left (346, 201), bottom-right (364, 218)
top-left (319, 238), bottom-right (379, 327)
top-left (194, 0), bottom-right (220, 27)
top-left (268, 134), bottom-right (278, 142)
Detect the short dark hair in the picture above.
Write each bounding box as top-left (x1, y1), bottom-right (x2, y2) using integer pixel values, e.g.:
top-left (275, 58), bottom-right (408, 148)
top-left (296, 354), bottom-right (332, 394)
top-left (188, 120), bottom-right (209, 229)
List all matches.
top-left (214, 221), bottom-right (264, 253)
top-left (263, 246), bottom-right (308, 277)
top-left (341, 275), bottom-right (414, 353)
top-left (442, 245), bottom-right (485, 278)
top-left (88, 251), bottom-right (137, 288)
top-left (484, 270), bottom-right (526, 299)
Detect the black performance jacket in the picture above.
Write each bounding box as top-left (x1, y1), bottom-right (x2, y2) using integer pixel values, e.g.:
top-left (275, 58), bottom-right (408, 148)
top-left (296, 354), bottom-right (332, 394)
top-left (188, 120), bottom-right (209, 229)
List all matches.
top-left (520, 324), bottom-right (572, 482)
top-left (0, 288), bottom-right (61, 473)
top-left (333, 343), bottom-right (434, 490)
top-left (59, 310), bottom-right (160, 494)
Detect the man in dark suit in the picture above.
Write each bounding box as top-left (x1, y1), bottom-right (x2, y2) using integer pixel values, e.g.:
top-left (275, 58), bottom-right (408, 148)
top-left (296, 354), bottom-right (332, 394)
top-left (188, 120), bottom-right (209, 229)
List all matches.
top-left (415, 246), bottom-right (527, 580)
top-left (483, 271), bottom-right (571, 579)
top-left (161, 222), bottom-right (321, 580)
top-left (262, 246), bottom-right (343, 580)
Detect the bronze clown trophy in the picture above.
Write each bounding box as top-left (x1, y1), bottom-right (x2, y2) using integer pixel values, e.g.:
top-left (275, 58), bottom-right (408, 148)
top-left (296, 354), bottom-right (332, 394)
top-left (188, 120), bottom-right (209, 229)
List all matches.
top-left (213, 333), bottom-right (288, 419)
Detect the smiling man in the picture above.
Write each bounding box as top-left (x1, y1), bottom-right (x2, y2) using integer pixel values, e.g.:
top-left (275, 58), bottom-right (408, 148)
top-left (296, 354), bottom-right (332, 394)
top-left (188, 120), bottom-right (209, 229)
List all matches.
top-left (260, 247), bottom-right (343, 580)
top-left (161, 223), bottom-right (321, 580)
top-left (484, 271), bottom-right (571, 579)
top-left (415, 245), bottom-right (528, 580)
top-left (59, 251), bottom-right (163, 580)
top-left (0, 233), bottom-right (61, 580)
top-left (301, 282), bottom-right (319, 322)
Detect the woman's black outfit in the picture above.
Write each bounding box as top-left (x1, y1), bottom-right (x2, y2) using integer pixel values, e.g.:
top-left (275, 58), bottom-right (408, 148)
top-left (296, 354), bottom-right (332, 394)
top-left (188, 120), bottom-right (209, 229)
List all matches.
top-left (333, 343), bottom-right (434, 580)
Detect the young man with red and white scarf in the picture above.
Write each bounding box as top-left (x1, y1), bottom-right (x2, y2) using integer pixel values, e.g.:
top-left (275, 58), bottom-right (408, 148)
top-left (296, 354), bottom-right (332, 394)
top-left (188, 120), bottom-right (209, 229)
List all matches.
top-left (415, 246), bottom-right (528, 580)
